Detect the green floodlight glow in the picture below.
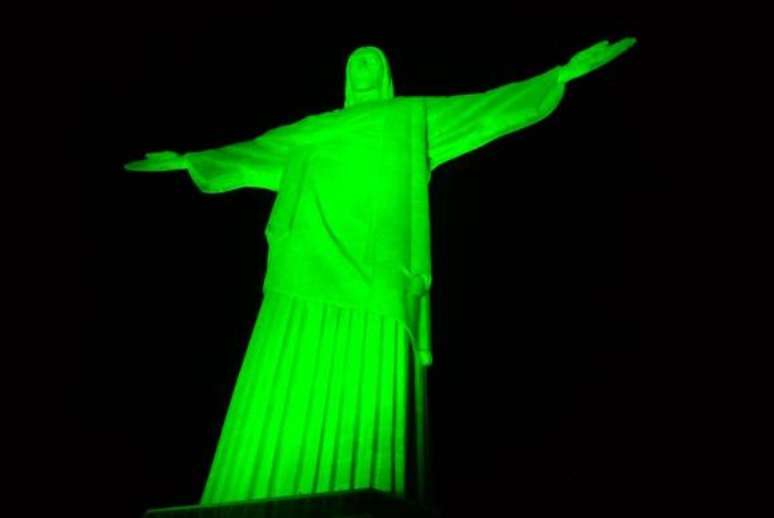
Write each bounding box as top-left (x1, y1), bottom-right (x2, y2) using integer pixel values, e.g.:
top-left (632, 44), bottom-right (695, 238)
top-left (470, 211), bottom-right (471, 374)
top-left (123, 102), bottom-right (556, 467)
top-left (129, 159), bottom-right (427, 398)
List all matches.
top-left (125, 38), bottom-right (636, 507)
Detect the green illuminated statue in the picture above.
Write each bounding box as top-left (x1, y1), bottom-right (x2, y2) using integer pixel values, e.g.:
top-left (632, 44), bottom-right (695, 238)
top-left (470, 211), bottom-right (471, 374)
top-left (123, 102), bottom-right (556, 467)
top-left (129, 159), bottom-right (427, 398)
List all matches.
top-left (126, 38), bottom-right (636, 507)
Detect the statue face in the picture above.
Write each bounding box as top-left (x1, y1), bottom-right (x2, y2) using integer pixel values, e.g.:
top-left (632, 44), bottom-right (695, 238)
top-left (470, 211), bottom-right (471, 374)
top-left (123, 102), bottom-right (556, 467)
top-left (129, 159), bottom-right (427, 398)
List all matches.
top-left (349, 49), bottom-right (383, 92)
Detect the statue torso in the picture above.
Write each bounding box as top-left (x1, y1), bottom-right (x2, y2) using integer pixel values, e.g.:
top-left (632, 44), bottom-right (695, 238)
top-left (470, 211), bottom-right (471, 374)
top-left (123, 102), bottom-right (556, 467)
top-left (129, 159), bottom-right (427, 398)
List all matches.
top-left (263, 97), bottom-right (432, 338)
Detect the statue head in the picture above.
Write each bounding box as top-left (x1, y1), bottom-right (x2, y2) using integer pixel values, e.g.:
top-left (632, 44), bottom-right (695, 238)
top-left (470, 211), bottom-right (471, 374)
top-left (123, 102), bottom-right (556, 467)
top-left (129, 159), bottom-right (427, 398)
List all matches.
top-left (344, 46), bottom-right (394, 108)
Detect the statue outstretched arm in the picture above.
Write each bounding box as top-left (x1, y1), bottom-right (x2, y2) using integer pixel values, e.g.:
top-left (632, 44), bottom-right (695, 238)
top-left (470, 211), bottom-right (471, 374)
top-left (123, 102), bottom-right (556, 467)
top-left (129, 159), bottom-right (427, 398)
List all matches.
top-left (124, 125), bottom-right (299, 194)
top-left (426, 66), bottom-right (566, 171)
top-left (426, 37), bottom-right (636, 171)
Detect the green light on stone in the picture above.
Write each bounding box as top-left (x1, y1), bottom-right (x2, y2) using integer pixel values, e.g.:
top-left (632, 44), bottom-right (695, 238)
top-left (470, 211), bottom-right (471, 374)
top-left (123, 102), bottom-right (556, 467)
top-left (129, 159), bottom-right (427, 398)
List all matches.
top-left (125, 38), bottom-right (636, 507)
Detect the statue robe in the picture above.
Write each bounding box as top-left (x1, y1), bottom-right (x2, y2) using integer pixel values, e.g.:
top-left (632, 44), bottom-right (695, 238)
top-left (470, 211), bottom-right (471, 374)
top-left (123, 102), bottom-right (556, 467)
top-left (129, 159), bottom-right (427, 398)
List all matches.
top-left (182, 66), bottom-right (565, 504)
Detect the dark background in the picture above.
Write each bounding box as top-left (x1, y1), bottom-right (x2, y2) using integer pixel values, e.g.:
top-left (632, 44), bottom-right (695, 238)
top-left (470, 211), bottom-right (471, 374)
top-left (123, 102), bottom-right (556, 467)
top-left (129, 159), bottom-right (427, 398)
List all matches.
top-left (74, 13), bottom-right (684, 518)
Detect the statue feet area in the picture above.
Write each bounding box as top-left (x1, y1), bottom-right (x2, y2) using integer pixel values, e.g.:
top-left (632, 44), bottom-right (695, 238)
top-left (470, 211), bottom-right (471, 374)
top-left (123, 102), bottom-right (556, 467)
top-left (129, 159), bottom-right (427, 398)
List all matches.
top-left (144, 489), bottom-right (436, 518)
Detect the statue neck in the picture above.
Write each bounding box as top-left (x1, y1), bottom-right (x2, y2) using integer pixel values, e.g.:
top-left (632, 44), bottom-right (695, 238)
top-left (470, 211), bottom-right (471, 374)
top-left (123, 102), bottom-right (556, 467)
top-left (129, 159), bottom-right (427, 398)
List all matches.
top-left (349, 89), bottom-right (383, 106)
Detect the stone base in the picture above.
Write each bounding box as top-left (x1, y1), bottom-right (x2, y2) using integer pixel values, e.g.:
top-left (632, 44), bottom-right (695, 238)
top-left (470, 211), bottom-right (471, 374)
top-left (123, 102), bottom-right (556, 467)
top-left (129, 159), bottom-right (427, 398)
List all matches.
top-left (144, 489), bottom-right (435, 518)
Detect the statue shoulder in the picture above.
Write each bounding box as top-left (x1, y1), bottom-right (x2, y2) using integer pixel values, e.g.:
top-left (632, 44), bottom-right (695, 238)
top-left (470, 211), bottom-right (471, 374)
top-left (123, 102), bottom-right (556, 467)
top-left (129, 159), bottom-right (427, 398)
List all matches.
top-left (257, 108), bottom-right (343, 143)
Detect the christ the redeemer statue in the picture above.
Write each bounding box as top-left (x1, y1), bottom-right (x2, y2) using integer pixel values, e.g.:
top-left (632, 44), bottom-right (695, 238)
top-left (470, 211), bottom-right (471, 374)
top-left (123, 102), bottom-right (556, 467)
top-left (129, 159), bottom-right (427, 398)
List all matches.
top-left (126, 38), bottom-right (636, 507)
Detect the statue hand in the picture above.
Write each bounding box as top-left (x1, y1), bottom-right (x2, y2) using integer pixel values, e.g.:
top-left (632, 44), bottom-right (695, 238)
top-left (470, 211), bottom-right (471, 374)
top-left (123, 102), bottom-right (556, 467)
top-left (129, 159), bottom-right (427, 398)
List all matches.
top-left (559, 37), bottom-right (637, 84)
top-left (418, 350), bottom-right (433, 367)
top-left (124, 150), bottom-right (188, 172)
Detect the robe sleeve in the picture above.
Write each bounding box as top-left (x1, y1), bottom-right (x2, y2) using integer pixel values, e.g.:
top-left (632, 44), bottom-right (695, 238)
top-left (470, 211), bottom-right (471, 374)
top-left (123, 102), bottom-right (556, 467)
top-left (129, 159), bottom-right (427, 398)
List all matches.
top-left (426, 66), bottom-right (566, 171)
top-left (183, 124), bottom-right (298, 194)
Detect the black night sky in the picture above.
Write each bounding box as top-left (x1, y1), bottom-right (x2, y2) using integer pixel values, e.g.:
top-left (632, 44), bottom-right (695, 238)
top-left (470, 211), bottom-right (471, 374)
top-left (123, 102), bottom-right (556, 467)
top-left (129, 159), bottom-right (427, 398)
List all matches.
top-left (74, 13), bottom-right (685, 518)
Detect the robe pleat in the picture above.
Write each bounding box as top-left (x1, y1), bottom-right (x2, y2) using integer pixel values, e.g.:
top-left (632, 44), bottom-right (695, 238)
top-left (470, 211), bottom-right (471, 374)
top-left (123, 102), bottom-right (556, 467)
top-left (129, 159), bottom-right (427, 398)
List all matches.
top-left (200, 290), bottom-right (426, 505)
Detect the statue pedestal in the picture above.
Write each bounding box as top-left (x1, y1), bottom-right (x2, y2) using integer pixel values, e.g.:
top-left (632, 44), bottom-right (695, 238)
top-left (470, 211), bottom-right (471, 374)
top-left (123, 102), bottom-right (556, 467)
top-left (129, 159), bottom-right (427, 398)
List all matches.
top-left (144, 489), bottom-right (435, 518)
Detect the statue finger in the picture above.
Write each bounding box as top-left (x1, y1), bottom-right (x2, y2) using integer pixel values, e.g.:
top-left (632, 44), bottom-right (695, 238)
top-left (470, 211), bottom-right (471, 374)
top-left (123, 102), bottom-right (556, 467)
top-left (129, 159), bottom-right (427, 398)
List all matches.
top-left (124, 159), bottom-right (154, 171)
top-left (610, 37), bottom-right (637, 58)
top-left (588, 40), bottom-right (610, 52)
